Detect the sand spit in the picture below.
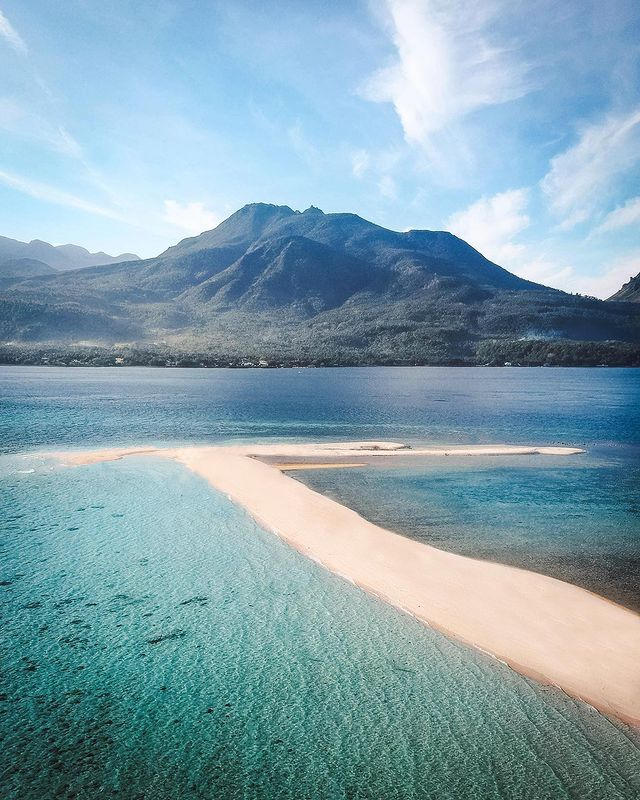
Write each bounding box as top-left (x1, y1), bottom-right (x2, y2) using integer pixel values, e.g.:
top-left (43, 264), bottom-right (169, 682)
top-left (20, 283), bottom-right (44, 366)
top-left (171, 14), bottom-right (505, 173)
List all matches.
top-left (59, 441), bottom-right (640, 726)
top-left (61, 446), bottom-right (159, 465)
top-left (274, 462), bottom-right (368, 470)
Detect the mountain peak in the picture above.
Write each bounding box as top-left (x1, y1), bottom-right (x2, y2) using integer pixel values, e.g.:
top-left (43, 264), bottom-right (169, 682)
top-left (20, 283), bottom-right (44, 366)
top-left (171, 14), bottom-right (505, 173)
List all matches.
top-left (236, 202), bottom-right (295, 215)
top-left (1, 202), bottom-right (638, 354)
top-left (162, 203), bottom-right (297, 257)
top-left (222, 202), bottom-right (296, 229)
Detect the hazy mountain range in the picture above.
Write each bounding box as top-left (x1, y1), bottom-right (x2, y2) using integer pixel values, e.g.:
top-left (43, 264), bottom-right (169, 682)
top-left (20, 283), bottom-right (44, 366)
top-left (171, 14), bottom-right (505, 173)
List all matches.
top-left (0, 235), bottom-right (140, 275)
top-left (1, 204), bottom-right (638, 364)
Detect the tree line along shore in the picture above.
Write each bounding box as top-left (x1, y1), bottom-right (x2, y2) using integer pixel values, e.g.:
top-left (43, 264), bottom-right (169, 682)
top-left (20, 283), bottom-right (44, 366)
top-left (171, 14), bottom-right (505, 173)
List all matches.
top-left (1, 339), bottom-right (639, 368)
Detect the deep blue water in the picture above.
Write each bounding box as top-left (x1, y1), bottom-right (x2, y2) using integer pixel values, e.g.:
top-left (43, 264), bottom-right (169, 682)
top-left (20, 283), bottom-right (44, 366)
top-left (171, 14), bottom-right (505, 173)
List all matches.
top-left (2, 365), bottom-right (639, 453)
top-left (1, 366), bottom-right (639, 798)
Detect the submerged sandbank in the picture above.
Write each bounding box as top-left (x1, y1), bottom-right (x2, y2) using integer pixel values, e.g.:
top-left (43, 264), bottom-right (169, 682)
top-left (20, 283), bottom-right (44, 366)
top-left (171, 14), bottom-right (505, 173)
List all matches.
top-left (59, 441), bottom-right (640, 726)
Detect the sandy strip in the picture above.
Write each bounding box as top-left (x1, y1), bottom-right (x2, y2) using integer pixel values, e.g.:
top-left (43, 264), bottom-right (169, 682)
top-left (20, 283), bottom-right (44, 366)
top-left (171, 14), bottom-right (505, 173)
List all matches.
top-left (274, 462), bottom-right (367, 470)
top-left (58, 441), bottom-right (586, 466)
top-left (61, 446), bottom-right (160, 465)
top-left (58, 441), bottom-right (640, 726)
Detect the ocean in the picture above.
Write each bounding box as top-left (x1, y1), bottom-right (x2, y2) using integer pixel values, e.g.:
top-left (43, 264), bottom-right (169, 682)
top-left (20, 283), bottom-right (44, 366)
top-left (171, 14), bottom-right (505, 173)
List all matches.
top-left (1, 366), bottom-right (639, 798)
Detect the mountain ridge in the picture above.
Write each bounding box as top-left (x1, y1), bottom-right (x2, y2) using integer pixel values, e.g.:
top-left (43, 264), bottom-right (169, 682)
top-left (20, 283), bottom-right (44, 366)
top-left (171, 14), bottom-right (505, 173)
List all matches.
top-left (0, 235), bottom-right (140, 273)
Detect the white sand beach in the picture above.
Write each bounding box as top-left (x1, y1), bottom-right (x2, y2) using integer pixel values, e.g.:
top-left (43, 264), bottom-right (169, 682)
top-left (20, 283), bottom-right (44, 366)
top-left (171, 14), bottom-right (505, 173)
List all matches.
top-left (60, 441), bottom-right (640, 726)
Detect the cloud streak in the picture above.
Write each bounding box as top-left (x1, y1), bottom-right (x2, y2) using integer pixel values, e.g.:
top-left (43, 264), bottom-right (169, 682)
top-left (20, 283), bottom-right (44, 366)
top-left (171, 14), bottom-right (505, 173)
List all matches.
top-left (594, 196), bottom-right (640, 236)
top-left (364, 0), bottom-right (529, 150)
top-left (541, 108), bottom-right (640, 229)
top-left (0, 168), bottom-right (125, 221)
top-left (0, 99), bottom-right (84, 158)
top-left (0, 8), bottom-right (27, 55)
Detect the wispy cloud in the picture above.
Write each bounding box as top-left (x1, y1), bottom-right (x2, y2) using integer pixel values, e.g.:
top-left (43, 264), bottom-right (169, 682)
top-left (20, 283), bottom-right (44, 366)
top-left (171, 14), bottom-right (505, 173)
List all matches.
top-left (0, 8), bottom-right (27, 55)
top-left (351, 149), bottom-right (370, 178)
top-left (541, 108), bottom-right (640, 229)
top-left (447, 188), bottom-right (530, 266)
top-left (0, 99), bottom-right (84, 158)
top-left (377, 174), bottom-right (397, 199)
top-left (163, 200), bottom-right (220, 234)
top-left (287, 122), bottom-right (321, 167)
top-left (0, 168), bottom-right (124, 220)
top-left (350, 145), bottom-right (403, 202)
top-left (363, 0), bottom-right (529, 151)
top-left (593, 195), bottom-right (640, 236)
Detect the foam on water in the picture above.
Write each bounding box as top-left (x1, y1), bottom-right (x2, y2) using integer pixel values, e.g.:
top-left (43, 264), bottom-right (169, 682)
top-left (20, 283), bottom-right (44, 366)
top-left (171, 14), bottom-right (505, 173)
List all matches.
top-left (1, 456), bottom-right (639, 799)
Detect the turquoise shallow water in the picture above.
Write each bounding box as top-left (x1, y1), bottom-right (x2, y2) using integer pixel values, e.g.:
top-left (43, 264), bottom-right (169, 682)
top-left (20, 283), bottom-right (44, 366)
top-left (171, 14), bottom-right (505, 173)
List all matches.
top-left (1, 366), bottom-right (639, 797)
top-left (1, 455), bottom-right (639, 799)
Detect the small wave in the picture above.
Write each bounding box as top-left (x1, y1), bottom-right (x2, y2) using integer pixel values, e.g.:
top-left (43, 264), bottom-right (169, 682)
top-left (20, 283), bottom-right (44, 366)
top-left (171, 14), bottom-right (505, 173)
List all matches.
top-left (16, 469), bottom-right (35, 474)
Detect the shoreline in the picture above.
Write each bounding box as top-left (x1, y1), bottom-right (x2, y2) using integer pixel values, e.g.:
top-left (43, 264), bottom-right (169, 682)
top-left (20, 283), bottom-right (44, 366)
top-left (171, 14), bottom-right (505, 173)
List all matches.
top-left (57, 440), bottom-right (640, 727)
top-left (2, 362), bottom-right (640, 370)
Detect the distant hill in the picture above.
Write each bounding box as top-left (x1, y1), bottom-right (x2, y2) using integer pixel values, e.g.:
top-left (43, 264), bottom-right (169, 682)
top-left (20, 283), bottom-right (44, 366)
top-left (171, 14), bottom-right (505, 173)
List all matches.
top-left (609, 272), bottom-right (640, 303)
top-left (0, 235), bottom-right (140, 272)
top-left (0, 204), bottom-right (638, 364)
top-left (0, 258), bottom-right (57, 280)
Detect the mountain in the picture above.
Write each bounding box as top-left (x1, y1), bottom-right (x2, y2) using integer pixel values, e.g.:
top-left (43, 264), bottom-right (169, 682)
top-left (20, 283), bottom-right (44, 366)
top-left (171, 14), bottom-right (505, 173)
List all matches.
top-left (609, 272), bottom-right (640, 302)
top-left (0, 204), bottom-right (638, 364)
top-left (0, 235), bottom-right (140, 272)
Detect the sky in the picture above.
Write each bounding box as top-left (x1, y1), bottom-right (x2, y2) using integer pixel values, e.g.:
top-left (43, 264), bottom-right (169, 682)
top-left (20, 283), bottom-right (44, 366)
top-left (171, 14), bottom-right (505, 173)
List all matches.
top-left (0, 0), bottom-right (639, 298)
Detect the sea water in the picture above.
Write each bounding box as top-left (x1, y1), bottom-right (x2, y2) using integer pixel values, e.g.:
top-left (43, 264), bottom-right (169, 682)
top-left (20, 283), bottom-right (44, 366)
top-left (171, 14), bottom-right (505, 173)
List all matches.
top-left (1, 455), bottom-right (639, 799)
top-left (1, 366), bottom-right (639, 797)
top-left (2, 365), bottom-right (639, 453)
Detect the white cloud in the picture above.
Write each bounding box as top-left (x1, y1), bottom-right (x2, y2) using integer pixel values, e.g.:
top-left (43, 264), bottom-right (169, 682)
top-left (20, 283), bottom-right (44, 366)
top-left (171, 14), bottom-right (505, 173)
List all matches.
top-left (514, 258), bottom-right (575, 290)
top-left (574, 253), bottom-right (640, 300)
top-left (0, 9), bottom-right (27, 55)
top-left (446, 188), bottom-right (530, 266)
top-left (447, 188), bottom-right (640, 298)
top-left (363, 0), bottom-right (529, 150)
top-left (541, 108), bottom-right (640, 229)
top-left (446, 188), bottom-right (585, 293)
top-left (163, 200), bottom-right (220, 234)
top-left (0, 168), bottom-right (124, 220)
top-left (594, 196), bottom-right (640, 235)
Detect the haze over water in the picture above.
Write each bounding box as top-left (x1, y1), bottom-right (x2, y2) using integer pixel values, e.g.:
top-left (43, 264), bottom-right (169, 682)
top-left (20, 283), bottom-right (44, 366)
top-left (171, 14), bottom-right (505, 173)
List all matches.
top-left (1, 366), bottom-right (639, 798)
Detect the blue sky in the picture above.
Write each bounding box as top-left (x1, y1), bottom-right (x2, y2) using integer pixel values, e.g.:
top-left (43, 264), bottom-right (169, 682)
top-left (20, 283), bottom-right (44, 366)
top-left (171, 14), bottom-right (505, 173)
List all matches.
top-left (1, 0), bottom-right (639, 297)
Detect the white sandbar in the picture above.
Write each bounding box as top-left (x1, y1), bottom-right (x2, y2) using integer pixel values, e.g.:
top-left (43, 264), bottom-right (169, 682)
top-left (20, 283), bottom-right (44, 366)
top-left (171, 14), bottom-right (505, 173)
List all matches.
top-left (59, 440), bottom-right (640, 726)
